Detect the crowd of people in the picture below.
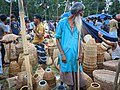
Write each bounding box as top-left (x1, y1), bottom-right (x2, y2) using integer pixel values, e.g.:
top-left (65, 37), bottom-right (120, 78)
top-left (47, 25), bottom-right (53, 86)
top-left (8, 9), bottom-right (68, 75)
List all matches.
top-left (86, 14), bottom-right (120, 38)
top-left (0, 1), bottom-right (120, 90)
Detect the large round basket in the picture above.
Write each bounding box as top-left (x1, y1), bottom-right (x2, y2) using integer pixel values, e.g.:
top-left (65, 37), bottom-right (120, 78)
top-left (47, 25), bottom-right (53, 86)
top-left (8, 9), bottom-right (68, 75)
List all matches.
top-left (97, 43), bottom-right (105, 54)
top-left (84, 56), bottom-right (97, 65)
top-left (103, 60), bottom-right (118, 71)
top-left (9, 61), bottom-right (20, 77)
top-left (48, 46), bottom-right (57, 59)
top-left (104, 52), bottom-right (112, 61)
top-left (83, 63), bottom-right (97, 75)
top-left (15, 42), bottom-right (23, 56)
top-left (97, 53), bottom-right (104, 69)
top-left (20, 85), bottom-right (28, 90)
top-left (36, 80), bottom-right (50, 90)
top-left (93, 70), bottom-right (120, 90)
top-left (83, 34), bottom-right (92, 43)
top-left (33, 67), bottom-right (45, 83)
top-left (43, 68), bottom-right (56, 89)
top-left (83, 72), bottom-right (93, 89)
top-left (53, 48), bottom-right (59, 61)
top-left (87, 82), bottom-right (102, 90)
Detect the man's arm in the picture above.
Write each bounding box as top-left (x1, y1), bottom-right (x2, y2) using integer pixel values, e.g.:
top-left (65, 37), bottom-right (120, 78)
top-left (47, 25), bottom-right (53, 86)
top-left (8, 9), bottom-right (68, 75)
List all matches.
top-left (33, 26), bottom-right (44, 39)
top-left (56, 38), bottom-right (66, 63)
top-left (98, 32), bottom-right (116, 47)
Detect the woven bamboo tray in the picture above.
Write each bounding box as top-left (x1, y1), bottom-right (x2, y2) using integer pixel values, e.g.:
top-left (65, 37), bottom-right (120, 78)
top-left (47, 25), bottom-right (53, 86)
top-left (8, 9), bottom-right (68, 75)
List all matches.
top-left (103, 60), bottom-right (118, 71)
top-left (93, 70), bottom-right (120, 90)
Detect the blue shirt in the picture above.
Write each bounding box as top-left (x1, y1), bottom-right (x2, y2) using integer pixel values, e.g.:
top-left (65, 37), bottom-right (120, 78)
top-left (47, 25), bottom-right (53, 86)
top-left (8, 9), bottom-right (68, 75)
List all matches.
top-left (55, 17), bottom-right (80, 72)
top-left (11, 21), bottom-right (20, 35)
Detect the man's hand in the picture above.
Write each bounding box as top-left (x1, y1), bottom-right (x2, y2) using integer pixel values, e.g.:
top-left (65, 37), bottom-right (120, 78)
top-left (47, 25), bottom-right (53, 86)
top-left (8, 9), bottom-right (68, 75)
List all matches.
top-left (61, 54), bottom-right (66, 63)
top-left (98, 32), bottom-right (103, 39)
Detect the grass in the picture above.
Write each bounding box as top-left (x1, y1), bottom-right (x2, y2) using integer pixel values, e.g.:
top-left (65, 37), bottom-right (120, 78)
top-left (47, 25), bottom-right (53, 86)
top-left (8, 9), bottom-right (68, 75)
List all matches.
top-left (0, 63), bottom-right (60, 90)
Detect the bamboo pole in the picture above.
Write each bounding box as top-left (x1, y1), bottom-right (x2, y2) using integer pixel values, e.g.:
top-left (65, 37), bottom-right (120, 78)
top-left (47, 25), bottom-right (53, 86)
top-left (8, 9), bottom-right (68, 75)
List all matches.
top-left (8, 0), bottom-right (12, 62)
top-left (9, 0), bottom-right (12, 34)
top-left (18, 0), bottom-right (33, 90)
top-left (114, 59), bottom-right (120, 90)
top-left (78, 32), bottom-right (81, 90)
top-left (64, 0), bottom-right (69, 13)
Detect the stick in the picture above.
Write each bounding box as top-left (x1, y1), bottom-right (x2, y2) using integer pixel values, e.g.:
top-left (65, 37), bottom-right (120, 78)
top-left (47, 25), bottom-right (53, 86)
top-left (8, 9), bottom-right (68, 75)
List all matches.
top-left (64, 0), bottom-right (69, 13)
top-left (114, 59), bottom-right (120, 90)
top-left (18, 0), bottom-right (33, 90)
top-left (9, 0), bottom-right (12, 34)
top-left (78, 32), bottom-right (81, 90)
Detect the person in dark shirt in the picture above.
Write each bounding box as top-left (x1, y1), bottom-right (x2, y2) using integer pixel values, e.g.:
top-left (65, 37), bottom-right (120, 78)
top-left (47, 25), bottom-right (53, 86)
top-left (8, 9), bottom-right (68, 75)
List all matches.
top-left (11, 15), bottom-right (20, 35)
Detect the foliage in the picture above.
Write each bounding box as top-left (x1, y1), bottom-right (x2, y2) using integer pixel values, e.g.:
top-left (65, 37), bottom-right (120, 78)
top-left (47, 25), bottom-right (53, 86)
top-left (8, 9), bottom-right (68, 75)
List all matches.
top-left (109, 0), bottom-right (120, 14)
top-left (82, 0), bottom-right (106, 16)
top-left (0, 0), bottom-right (109, 20)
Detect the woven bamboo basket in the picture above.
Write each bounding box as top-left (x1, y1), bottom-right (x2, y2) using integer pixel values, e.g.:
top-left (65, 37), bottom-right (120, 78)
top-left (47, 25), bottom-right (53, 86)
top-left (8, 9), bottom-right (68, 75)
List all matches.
top-left (107, 48), bottom-right (112, 55)
top-left (17, 71), bottom-right (27, 82)
top-left (83, 63), bottom-right (97, 75)
top-left (9, 61), bottom-right (21, 77)
top-left (33, 67), bottom-right (45, 83)
top-left (18, 53), bottom-right (38, 67)
top-left (83, 72), bottom-right (93, 89)
top-left (97, 53), bottom-right (104, 69)
top-left (93, 70), bottom-right (120, 90)
top-left (8, 43), bottom-right (17, 61)
top-left (87, 82), bottom-right (102, 90)
top-left (2, 34), bottom-right (20, 42)
top-left (54, 57), bottom-right (60, 70)
top-left (4, 44), bottom-right (10, 63)
top-left (21, 60), bottom-right (32, 72)
top-left (97, 53), bottom-right (104, 62)
top-left (97, 43), bottom-right (105, 54)
top-left (15, 42), bottom-right (23, 56)
top-left (6, 76), bottom-right (18, 89)
top-left (46, 56), bottom-right (53, 65)
top-left (83, 34), bottom-right (92, 43)
top-left (36, 80), bottom-right (50, 90)
top-left (16, 79), bottom-right (24, 89)
top-left (101, 41), bottom-right (112, 49)
top-left (84, 50), bottom-right (97, 57)
top-left (104, 52), bottom-right (112, 61)
top-left (20, 85), bottom-right (28, 90)
top-left (103, 60), bottom-right (118, 71)
top-left (84, 56), bottom-right (97, 65)
top-left (43, 68), bottom-right (56, 89)
top-left (53, 48), bottom-right (59, 61)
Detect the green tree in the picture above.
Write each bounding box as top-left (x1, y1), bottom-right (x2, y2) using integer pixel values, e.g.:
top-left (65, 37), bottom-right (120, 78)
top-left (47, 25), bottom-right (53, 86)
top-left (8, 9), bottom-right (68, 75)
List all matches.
top-left (109, 0), bottom-right (120, 14)
top-left (82, 0), bottom-right (106, 17)
top-left (0, 0), bottom-right (10, 15)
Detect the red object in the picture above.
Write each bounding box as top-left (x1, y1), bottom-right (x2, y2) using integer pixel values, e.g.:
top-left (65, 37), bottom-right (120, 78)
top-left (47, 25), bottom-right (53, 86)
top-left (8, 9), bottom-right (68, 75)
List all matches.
top-left (116, 14), bottom-right (120, 19)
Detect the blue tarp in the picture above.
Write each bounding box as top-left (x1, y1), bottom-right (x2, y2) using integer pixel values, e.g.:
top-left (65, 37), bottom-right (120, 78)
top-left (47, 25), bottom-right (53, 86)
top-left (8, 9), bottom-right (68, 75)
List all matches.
top-left (88, 14), bottom-right (112, 19)
top-left (82, 19), bottom-right (118, 42)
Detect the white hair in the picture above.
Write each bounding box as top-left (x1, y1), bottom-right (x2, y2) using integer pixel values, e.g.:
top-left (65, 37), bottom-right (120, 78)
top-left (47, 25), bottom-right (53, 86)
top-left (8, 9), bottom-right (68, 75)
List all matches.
top-left (75, 15), bottom-right (82, 34)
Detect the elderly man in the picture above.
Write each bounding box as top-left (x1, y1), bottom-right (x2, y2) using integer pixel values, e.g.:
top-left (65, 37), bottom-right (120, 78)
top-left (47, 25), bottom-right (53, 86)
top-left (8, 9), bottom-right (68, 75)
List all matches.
top-left (55, 2), bottom-right (86, 90)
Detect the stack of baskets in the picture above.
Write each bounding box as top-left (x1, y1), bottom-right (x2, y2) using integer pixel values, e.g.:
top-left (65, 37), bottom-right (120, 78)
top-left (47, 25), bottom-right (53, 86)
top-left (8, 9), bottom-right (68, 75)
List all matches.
top-left (83, 38), bottom-right (97, 75)
top-left (97, 43), bottom-right (105, 69)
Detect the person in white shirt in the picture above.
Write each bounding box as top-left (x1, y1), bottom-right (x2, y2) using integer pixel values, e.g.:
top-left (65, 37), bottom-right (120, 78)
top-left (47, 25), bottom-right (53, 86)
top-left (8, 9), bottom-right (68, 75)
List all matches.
top-left (98, 32), bottom-right (120, 60)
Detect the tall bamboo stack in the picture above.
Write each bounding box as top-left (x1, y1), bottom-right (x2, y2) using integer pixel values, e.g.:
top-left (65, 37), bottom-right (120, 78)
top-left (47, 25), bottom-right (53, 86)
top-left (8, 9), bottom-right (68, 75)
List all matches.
top-left (83, 38), bottom-right (97, 76)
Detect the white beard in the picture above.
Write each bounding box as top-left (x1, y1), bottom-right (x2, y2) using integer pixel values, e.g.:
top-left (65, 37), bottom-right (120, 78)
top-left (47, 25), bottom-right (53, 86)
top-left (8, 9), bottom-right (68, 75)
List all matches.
top-left (75, 15), bottom-right (82, 35)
